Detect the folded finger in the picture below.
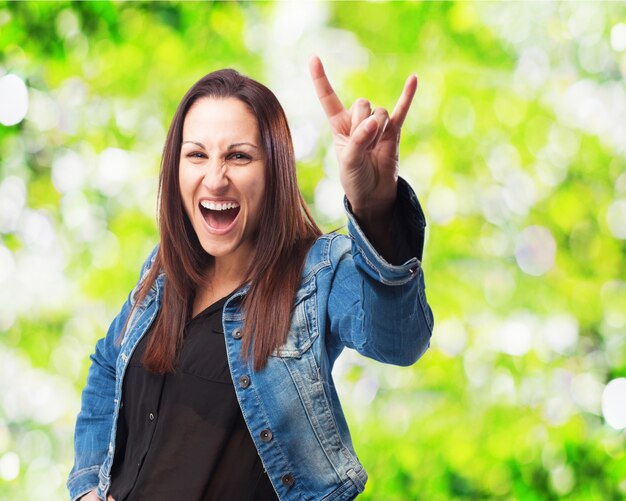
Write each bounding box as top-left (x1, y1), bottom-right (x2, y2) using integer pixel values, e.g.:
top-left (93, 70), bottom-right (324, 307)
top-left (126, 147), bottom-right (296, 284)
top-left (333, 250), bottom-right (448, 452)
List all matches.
top-left (368, 107), bottom-right (390, 150)
top-left (350, 98), bottom-right (372, 135)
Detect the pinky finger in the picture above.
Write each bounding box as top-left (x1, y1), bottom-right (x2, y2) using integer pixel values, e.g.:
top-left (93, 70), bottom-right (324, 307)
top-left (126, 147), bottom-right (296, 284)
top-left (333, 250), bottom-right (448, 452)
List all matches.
top-left (390, 74), bottom-right (418, 129)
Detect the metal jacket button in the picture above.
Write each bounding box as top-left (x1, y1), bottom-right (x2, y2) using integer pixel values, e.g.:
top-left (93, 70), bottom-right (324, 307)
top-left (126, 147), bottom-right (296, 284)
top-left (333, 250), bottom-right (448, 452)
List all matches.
top-left (239, 375), bottom-right (250, 388)
top-left (148, 412), bottom-right (155, 421)
top-left (281, 473), bottom-right (295, 488)
top-left (259, 429), bottom-right (273, 442)
top-left (232, 328), bottom-right (243, 340)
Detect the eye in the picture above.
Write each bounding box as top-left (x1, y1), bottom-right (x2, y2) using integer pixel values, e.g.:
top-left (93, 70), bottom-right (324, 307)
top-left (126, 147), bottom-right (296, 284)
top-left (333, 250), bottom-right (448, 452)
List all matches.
top-left (187, 151), bottom-right (207, 159)
top-left (227, 152), bottom-right (252, 163)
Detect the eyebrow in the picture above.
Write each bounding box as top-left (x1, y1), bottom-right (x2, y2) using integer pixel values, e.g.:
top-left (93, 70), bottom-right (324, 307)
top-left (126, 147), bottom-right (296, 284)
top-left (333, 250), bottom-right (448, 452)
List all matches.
top-left (228, 142), bottom-right (259, 150)
top-left (181, 141), bottom-right (259, 150)
top-left (182, 140), bottom-right (205, 148)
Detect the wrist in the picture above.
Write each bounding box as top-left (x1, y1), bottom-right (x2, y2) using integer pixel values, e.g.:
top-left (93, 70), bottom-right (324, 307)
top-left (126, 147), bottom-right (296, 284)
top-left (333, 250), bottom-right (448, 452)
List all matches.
top-left (347, 193), bottom-right (395, 230)
top-left (347, 198), bottom-right (396, 262)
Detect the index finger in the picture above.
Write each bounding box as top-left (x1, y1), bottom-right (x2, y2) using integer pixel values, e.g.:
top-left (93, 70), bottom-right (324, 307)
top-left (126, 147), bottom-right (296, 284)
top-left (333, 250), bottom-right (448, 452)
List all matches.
top-left (309, 55), bottom-right (345, 120)
top-left (390, 74), bottom-right (418, 129)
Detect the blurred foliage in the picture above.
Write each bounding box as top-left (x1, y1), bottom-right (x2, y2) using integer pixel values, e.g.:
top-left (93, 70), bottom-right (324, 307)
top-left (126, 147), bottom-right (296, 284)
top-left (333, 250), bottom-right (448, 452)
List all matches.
top-left (1, 1), bottom-right (626, 499)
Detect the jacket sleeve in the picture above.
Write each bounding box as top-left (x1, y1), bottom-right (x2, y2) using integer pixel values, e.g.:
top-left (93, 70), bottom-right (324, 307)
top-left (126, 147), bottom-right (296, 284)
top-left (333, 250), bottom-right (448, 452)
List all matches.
top-left (66, 247), bottom-right (158, 501)
top-left (327, 178), bottom-right (434, 366)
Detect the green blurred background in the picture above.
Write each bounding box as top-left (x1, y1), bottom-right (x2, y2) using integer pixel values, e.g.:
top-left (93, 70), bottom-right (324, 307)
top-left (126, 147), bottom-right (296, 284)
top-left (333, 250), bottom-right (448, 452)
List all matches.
top-left (1, 1), bottom-right (626, 499)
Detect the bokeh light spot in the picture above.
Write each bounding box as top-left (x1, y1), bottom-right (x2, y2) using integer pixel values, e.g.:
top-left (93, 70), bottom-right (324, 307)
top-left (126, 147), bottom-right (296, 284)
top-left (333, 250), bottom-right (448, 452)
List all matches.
top-left (570, 372), bottom-right (603, 415)
top-left (602, 378), bottom-right (626, 429)
top-left (55, 8), bottom-right (80, 39)
top-left (516, 47), bottom-right (550, 90)
top-left (0, 74), bottom-right (29, 126)
top-left (487, 143), bottom-right (521, 182)
top-left (481, 185), bottom-right (511, 225)
top-left (0, 244), bottom-right (16, 285)
top-left (611, 23), bottom-right (626, 52)
top-left (353, 375), bottom-right (379, 407)
top-left (515, 226), bottom-right (556, 276)
top-left (17, 209), bottom-right (57, 250)
top-left (550, 464), bottom-right (575, 495)
top-left (0, 175), bottom-right (27, 233)
top-left (606, 199), bottom-right (626, 239)
top-left (543, 314), bottom-right (579, 355)
top-left (433, 317), bottom-right (467, 357)
top-left (0, 451), bottom-right (20, 481)
top-left (567, 3), bottom-right (605, 44)
top-left (498, 313), bottom-right (535, 356)
top-left (26, 89), bottom-right (61, 132)
top-left (96, 148), bottom-right (133, 196)
top-left (52, 149), bottom-right (86, 194)
top-left (314, 178), bottom-right (344, 222)
top-left (426, 185), bottom-right (457, 225)
top-left (483, 267), bottom-right (516, 307)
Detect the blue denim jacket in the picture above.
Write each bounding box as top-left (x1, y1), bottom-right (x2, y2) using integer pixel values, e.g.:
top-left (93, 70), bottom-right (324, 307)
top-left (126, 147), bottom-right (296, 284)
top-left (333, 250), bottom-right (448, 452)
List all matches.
top-left (67, 181), bottom-right (434, 501)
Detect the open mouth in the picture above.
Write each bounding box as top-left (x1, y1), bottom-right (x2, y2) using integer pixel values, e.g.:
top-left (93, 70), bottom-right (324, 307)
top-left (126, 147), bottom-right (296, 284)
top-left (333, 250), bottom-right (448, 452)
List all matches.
top-left (199, 200), bottom-right (240, 231)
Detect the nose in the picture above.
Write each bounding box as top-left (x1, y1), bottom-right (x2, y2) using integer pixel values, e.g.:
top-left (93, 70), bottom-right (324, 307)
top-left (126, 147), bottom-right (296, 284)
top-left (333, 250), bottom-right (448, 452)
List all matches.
top-left (201, 157), bottom-right (229, 192)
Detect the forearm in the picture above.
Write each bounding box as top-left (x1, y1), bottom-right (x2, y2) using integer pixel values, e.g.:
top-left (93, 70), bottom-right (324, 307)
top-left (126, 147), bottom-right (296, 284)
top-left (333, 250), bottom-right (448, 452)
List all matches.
top-left (348, 202), bottom-right (395, 263)
top-left (328, 236), bottom-right (432, 366)
top-left (68, 301), bottom-right (128, 500)
top-left (68, 349), bottom-right (117, 500)
top-left (329, 178), bottom-right (432, 365)
top-left (345, 177), bottom-right (426, 266)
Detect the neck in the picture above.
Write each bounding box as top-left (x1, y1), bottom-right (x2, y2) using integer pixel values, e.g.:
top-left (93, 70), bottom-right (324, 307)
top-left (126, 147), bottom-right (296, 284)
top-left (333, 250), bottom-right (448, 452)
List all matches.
top-left (192, 258), bottom-right (248, 317)
top-left (212, 253), bottom-right (250, 286)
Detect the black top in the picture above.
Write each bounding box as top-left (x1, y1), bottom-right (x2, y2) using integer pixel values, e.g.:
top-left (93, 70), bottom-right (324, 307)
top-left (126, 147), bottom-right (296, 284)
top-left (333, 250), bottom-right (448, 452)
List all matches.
top-left (109, 294), bottom-right (278, 501)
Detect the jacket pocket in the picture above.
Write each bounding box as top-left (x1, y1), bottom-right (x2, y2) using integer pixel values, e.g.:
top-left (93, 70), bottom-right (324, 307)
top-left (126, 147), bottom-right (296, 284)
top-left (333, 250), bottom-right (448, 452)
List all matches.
top-left (271, 275), bottom-right (319, 358)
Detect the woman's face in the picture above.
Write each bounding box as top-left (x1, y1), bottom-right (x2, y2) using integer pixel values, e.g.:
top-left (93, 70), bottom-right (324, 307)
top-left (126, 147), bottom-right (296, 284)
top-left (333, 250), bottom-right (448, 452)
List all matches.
top-left (179, 97), bottom-right (266, 272)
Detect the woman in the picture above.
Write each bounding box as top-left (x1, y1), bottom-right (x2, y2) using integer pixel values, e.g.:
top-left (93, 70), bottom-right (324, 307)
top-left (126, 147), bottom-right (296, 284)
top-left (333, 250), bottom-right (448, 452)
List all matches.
top-left (68, 56), bottom-right (433, 501)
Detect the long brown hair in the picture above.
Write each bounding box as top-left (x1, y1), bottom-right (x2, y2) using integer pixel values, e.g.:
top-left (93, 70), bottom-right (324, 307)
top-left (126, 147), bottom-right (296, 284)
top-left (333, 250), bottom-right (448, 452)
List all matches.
top-left (131, 69), bottom-right (321, 372)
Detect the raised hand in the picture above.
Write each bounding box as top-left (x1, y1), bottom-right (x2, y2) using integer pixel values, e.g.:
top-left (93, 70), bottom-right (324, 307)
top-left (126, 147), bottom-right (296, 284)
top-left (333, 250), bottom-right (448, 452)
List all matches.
top-left (308, 55), bottom-right (417, 233)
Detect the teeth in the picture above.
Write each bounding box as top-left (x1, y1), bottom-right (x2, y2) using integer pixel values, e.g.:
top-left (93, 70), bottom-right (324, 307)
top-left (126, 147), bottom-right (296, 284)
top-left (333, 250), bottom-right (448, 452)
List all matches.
top-left (200, 200), bottom-right (240, 211)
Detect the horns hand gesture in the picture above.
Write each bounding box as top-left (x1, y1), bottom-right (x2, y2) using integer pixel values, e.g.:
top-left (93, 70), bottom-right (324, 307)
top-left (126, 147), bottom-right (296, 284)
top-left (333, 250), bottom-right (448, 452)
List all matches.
top-left (309, 56), bottom-right (417, 238)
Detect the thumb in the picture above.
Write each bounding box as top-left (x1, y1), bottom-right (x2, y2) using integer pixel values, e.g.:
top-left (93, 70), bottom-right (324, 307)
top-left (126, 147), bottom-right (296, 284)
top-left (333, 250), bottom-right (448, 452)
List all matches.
top-left (341, 116), bottom-right (378, 169)
top-left (352, 115), bottom-right (380, 148)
